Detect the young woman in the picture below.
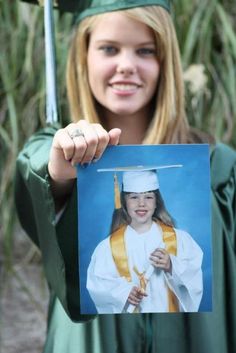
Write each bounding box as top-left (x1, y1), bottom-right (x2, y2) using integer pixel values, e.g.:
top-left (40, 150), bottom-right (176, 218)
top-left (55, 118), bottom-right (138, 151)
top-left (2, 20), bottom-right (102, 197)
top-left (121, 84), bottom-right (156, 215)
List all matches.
top-left (87, 169), bottom-right (203, 314)
top-left (15, 1), bottom-right (236, 352)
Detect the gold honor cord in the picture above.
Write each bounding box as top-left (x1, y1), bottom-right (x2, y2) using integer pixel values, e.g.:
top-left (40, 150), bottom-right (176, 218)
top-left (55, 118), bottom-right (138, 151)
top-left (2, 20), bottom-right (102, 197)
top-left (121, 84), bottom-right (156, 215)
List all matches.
top-left (110, 222), bottom-right (179, 312)
top-left (133, 266), bottom-right (148, 291)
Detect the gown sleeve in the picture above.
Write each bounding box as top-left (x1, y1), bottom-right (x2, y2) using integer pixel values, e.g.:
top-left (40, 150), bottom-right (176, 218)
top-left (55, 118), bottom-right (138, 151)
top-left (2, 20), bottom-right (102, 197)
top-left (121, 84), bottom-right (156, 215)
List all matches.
top-left (87, 238), bottom-right (134, 314)
top-left (165, 230), bottom-right (203, 312)
top-left (14, 124), bottom-right (95, 322)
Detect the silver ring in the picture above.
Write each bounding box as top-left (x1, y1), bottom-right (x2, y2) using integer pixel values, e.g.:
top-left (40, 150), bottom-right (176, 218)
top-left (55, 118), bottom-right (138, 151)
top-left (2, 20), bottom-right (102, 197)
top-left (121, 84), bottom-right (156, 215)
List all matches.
top-left (69, 128), bottom-right (85, 139)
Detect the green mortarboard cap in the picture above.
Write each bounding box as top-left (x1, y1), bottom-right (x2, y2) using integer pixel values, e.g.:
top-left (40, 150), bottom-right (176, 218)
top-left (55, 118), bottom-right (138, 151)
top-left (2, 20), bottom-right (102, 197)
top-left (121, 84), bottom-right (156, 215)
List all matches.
top-left (21, 0), bottom-right (170, 17)
top-left (77, 0), bottom-right (170, 22)
top-left (20, 0), bottom-right (83, 13)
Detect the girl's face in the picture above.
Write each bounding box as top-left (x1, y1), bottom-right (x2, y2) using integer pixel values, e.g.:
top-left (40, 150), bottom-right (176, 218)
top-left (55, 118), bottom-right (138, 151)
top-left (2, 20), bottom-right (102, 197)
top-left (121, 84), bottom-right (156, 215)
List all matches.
top-left (125, 192), bottom-right (156, 231)
top-left (87, 12), bottom-right (160, 120)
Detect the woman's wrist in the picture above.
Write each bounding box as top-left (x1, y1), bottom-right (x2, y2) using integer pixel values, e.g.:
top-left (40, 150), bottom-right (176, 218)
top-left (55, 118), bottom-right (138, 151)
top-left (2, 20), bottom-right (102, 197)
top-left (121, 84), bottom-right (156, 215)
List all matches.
top-left (47, 162), bottom-right (76, 211)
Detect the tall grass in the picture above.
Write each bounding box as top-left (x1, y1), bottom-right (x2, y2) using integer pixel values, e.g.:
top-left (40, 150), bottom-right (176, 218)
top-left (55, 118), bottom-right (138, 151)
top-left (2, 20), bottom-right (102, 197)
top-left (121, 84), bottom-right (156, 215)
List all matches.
top-left (174, 0), bottom-right (236, 142)
top-left (0, 1), bottom-right (72, 269)
top-left (0, 0), bottom-right (236, 268)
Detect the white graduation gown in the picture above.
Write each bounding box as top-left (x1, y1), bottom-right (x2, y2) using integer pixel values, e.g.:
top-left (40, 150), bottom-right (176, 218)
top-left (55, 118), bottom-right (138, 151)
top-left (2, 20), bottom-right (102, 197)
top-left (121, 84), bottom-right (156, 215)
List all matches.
top-left (87, 222), bottom-right (203, 314)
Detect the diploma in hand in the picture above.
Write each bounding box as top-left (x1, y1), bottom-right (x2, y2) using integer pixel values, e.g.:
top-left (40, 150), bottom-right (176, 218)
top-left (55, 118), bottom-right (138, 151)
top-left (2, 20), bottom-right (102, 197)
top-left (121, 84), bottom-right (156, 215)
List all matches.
top-left (126, 265), bottom-right (155, 313)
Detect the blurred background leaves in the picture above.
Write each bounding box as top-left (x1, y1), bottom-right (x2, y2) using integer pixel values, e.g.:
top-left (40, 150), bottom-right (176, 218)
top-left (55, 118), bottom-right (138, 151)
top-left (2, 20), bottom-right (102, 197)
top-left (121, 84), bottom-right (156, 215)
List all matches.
top-left (0, 0), bottom-right (236, 269)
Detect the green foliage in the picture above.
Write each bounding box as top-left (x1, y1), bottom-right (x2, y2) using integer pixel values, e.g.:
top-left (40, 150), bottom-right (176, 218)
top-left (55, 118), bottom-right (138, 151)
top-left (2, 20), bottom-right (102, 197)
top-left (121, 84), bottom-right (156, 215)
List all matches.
top-left (173, 0), bottom-right (236, 143)
top-left (0, 0), bottom-right (236, 266)
top-left (0, 1), bottom-right (72, 268)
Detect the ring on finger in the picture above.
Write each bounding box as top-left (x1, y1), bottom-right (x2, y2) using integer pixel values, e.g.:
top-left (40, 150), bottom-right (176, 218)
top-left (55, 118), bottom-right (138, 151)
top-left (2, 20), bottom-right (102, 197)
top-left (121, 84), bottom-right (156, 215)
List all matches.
top-left (68, 128), bottom-right (85, 139)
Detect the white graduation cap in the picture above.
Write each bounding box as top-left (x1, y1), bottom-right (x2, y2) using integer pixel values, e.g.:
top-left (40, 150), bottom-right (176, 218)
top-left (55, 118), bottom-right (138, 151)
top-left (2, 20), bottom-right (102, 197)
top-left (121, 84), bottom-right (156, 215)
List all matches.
top-left (97, 165), bottom-right (183, 208)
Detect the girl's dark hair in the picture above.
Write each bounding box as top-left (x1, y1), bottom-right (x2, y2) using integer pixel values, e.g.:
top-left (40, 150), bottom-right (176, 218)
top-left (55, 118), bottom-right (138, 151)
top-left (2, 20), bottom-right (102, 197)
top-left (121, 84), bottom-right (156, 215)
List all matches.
top-left (110, 190), bottom-right (175, 233)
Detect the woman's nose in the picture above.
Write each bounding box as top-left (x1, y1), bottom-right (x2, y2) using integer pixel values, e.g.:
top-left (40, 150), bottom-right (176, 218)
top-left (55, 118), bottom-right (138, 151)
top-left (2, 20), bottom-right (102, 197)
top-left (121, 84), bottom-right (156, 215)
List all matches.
top-left (116, 52), bottom-right (137, 75)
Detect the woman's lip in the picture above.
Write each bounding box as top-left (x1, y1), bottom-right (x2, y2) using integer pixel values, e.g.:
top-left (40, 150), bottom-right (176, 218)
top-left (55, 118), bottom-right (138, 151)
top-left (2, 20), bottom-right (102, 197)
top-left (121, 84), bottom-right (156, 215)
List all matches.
top-left (109, 82), bottom-right (141, 89)
top-left (109, 80), bottom-right (142, 86)
top-left (109, 83), bottom-right (141, 96)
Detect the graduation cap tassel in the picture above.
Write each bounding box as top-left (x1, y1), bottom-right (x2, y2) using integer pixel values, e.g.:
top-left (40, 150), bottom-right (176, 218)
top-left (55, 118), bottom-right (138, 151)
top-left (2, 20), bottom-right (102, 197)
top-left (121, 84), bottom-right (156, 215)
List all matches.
top-left (114, 174), bottom-right (121, 209)
top-left (44, 0), bottom-right (59, 124)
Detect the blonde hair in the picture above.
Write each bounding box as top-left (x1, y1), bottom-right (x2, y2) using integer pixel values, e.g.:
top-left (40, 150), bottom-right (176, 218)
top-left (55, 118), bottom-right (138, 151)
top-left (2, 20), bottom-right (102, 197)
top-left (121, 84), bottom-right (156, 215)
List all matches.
top-left (66, 6), bottom-right (190, 144)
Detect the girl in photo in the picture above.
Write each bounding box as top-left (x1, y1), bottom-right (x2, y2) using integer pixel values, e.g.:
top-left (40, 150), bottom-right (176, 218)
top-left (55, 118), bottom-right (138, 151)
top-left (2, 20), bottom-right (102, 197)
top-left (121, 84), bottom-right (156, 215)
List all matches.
top-left (87, 169), bottom-right (203, 313)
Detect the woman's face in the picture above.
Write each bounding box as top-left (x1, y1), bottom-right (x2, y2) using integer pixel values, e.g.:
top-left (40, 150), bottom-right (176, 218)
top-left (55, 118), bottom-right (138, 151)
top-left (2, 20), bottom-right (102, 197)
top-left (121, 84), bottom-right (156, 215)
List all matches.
top-left (87, 12), bottom-right (160, 119)
top-left (125, 192), bottom-right (156, 230)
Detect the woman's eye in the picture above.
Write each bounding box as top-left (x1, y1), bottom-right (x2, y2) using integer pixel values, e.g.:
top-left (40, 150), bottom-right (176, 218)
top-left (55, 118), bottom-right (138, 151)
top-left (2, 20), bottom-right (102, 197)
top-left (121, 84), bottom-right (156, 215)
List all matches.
top-left (99, 46), bottom-right (118, 55)
top-left (137, 48), bottom-right (156, 56)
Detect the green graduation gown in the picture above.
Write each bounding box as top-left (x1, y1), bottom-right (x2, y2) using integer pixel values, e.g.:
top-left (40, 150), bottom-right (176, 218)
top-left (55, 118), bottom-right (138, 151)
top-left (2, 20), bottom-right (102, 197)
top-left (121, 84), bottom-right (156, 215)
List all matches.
top-left (15, 124), bottom-right (236, 353)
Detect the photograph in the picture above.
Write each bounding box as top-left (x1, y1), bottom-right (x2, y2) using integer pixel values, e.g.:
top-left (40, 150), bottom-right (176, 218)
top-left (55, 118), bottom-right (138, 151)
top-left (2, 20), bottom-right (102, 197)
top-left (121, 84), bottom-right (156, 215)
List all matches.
top-left (77, 144), bottom-right (212, 314)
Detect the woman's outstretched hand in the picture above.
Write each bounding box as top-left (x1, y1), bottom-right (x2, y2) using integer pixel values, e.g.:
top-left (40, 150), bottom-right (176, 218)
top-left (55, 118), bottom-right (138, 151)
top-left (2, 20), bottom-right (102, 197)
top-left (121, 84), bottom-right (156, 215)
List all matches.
top-left (48, 120), bottom-right (121, 182)
top-left (47, 120), bottom-right (121, 208)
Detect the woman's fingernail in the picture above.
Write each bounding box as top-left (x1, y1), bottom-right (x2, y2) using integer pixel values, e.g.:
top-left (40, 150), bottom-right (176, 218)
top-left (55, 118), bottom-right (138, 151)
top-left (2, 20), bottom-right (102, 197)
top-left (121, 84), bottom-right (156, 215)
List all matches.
top-left (81, 162), bottom-right (90, 169)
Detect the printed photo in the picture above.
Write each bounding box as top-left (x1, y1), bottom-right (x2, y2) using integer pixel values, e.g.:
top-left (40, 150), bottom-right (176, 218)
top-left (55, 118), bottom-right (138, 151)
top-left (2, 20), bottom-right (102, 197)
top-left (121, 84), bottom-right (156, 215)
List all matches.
top-left (77, 144), bottom-right (212, 314)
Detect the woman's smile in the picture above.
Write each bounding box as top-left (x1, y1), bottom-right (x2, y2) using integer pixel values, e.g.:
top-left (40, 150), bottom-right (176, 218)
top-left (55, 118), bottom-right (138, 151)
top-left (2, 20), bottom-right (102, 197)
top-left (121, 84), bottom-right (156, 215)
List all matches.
top-left (109, 82), bottom-right (142, 96)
